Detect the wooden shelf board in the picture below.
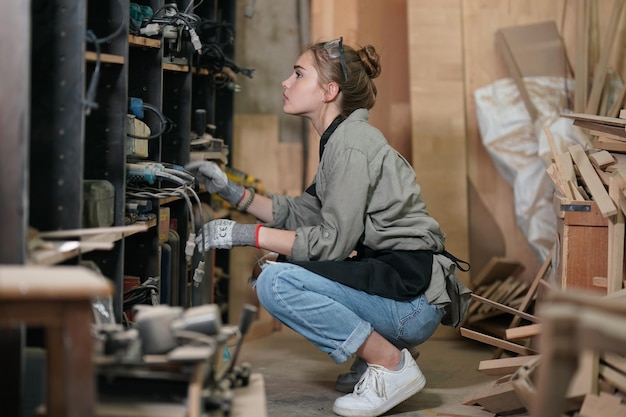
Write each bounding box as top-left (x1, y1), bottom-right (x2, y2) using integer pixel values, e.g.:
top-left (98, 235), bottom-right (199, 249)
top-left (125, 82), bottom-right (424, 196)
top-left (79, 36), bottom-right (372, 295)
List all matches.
top-left (163, 62), bottom-right (189, 72)
top-left (27, 222), bottom-right (154, 265)
top-left (128, 34), bottom-right (161, 48)
top-left (85, 51), bottom-right (125, 65)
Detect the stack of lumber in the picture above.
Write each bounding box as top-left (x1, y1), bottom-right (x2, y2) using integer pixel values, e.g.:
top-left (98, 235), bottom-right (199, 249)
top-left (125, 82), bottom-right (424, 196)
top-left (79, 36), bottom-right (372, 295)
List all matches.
top-left (450, 2), bottom-right (626, 415)
top-left (460, 252), bottom-right (550, 360)
top-left (454, 289), bottom-right (626, 417)
top-left (462, 257), bottom-right (527, 332)
top-left (547, 113), bottom-right (626, 295)
top-left (456, 115), bottom-right (626, 414)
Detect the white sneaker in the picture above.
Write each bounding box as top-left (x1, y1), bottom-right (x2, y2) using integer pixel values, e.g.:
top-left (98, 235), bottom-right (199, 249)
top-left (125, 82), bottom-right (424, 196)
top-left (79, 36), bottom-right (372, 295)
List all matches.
top-left (332, 348), bottom-right (425, 417)
top-left (335, 347), bottom-right (421, 393)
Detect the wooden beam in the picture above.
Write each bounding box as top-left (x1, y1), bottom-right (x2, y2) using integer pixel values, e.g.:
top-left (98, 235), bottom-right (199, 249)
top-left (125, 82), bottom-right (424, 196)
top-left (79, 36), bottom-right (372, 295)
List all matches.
top-left (569, 144), bottom-right (617, 217)
top-left (585, 0), bottom-right (626, 115)
top-left (545, 126), bottom-right (575, 199)
top-left (460, 327), bottom-right (536, 355)
top-left (575, 0), bottom-right (590, 113)
top-left (478, 355), bottom-right (540, 376)
top-left (607, 172), bottom-right (625, 293)
top-left (471, 256), bottom-right (522, 287)
top-left (579, 392), bottom-right (626, 417)
top-left (505, 323), bottom-right (542, 340)
top-left (471, 293), bottom-right (539, 323)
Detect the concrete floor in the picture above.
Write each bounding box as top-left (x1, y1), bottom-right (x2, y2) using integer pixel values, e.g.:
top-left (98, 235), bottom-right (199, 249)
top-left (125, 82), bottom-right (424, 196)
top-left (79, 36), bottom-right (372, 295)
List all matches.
top-left (238, 326), bottom-right (502, 417)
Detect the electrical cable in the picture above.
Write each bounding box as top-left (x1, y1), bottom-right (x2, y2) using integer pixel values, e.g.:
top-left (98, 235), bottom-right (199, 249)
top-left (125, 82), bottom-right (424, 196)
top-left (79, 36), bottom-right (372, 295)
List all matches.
top-left (84, 30), bottom-right (101, 115)
top-left (123, 282), bottom-right (159, 311)
top-left (126, 160), bottom-right (211, 284)
top-left (127, 102), bottom-right (173, 140)
top-left (84, 0), bottom-right (127, 114)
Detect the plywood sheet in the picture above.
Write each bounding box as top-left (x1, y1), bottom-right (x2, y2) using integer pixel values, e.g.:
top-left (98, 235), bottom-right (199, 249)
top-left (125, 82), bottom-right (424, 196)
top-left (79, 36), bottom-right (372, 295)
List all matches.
top-left (461, 0), bottom-right (570, 284)
top-left (233, 114), bottom-right (281, 195)
top-left (407, 0), bottom-right (469, 278)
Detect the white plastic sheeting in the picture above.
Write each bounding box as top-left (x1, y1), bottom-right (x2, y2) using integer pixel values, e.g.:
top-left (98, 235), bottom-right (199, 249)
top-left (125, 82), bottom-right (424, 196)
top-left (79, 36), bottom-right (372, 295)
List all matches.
top-left (473, 76), bottom-right (592, 262)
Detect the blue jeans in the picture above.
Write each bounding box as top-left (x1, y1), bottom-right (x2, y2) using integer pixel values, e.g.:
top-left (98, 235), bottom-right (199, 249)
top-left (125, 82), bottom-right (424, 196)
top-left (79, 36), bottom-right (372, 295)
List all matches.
top-left (253, 262), bottom-right (445, 364)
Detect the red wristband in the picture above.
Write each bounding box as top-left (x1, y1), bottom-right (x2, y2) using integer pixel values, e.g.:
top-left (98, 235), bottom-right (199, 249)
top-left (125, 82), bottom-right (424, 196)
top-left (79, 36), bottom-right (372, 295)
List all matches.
top-left (254, 224), bottom-right (263, 249)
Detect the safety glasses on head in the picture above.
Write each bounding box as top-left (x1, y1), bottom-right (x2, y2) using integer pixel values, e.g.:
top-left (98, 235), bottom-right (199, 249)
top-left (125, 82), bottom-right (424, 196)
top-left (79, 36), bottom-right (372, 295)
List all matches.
top-left (324, 37), bottom-right (348, 85)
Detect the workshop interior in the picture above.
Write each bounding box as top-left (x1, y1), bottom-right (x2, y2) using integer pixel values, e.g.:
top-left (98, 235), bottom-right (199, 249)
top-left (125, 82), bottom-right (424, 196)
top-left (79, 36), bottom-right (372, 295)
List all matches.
top-left (3, 1), bottom-right (626, 417)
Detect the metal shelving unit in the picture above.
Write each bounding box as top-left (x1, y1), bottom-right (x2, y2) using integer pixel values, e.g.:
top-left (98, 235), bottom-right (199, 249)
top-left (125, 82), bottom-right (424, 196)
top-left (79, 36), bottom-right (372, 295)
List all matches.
top-left (0, 0), bottom-right (236, 414)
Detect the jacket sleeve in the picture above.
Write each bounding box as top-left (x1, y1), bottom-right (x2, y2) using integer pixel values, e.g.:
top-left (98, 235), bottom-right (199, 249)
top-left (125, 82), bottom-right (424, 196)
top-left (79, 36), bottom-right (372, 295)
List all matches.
top-left (264, 192), bottom-right (323, 230)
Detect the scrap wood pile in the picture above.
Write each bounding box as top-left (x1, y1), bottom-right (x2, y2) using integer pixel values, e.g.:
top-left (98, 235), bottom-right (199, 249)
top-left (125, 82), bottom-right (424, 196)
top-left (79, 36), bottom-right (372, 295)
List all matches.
top-left (455, 114), bottom-right (626, 417)
top-left (451, 289), bottom-right (626, 417)
top-left (455, 112), bottom-right (626, 416)
top-left (453, 0), bottom-right (626, 413)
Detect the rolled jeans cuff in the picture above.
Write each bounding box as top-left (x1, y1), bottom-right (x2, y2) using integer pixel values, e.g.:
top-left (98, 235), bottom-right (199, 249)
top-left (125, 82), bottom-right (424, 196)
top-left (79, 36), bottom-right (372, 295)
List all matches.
top-left (329, 321), bottom-right (373, 364)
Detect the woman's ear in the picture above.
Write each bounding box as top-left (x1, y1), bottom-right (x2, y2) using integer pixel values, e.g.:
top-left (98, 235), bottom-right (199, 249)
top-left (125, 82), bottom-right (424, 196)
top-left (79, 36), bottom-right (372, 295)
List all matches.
top-left (324, 82), bottom-right (341, 102)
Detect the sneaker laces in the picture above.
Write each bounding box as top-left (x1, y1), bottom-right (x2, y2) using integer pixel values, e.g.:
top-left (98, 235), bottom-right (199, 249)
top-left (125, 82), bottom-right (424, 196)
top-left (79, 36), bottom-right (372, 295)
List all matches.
top-left (354, 366), bottom-right (387, 399)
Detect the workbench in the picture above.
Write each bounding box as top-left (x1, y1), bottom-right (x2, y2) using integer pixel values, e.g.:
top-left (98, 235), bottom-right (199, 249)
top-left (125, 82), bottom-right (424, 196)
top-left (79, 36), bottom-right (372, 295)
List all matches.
top-left (0, 265), bottom-right (114, 417)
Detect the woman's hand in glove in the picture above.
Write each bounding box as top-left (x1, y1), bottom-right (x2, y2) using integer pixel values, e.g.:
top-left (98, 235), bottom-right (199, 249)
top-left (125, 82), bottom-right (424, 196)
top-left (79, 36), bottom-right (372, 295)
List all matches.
top-left (185, 160), bottom-right (244, 206)
top-left (196, 219), bottom-right (261, 252)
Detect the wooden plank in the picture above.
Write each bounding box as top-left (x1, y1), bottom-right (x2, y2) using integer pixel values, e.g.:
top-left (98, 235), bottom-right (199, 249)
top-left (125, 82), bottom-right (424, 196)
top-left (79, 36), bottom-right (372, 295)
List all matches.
top-left (460, 328), bottom-right (536, 355)
top-left (408, 1), bottom-right (469, 307)
top-left (589, 150), bottom-right (616, 168)
top-left (561, 112), bottom-right (626, 127)
top-left (462, 375), bottom-right (526, 414)
top-left (575, 0), bottom-right (590, 113)
top-left (476, 277), bottom-right (524, 315)
top-left (545, 126), bottom-right (575, 199)
top-left (574, 119), bottom-right (626, 139)
top-left (471, 293), bottom-right (540, 323)
top-left (464, 281), bottom-right (502, 321)
top-left (471, 256), bottom-right (523, 287)
top-left (579, 392), bottom-right (626, 417)
top-left (607, 84), bottom-right (626, 118)
top-left (496, 20), bottom-right (570, 121)
top-left (593, 135), bottom-right (626, 152)
top-left (600, 363), bottom-right (626, 392)
top-left (569, 144), bottom-right (617, 217)
top-left (478, 355), bottom-right (540, 376)
top-left (494, 29), bottom-right (537, 120)
top-left (37, 224), bottom-right (148, 238)
top-left (585, 0), bottom-right (626, 115)
top-left (505, 323), bottom-right (542, 340)
top-left (557, 152), bottom-right (585, 200)
top-left (602, 352), bottom-right (626, 374)
top-left (607, 173), bottom-right (625, 293)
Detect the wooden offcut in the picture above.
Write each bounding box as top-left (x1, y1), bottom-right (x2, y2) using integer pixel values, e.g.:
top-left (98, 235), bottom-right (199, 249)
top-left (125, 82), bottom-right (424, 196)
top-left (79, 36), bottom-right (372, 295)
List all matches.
top-left (569, 144), bottom-right (617, 216)
top-left (496, 21), bottom-right (570, 120)
top-left (471, 256), bottom-right (523, 287)
top-left (585, 0), bottom-right (626, 115)
top-left (478, 355), bottom-right (540, 376)
top-left (460, 328), bottom-right (536, 356)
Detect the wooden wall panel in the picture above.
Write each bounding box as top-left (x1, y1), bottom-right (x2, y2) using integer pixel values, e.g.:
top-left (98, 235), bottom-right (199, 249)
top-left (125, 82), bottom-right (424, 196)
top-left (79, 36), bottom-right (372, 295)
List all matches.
top-left (233, 114), bottom-right (281, 194)
top-left (461, 0), bottom-right (621, 282)
top-left (461, 0), bottom-right (563, 283)
top-left (309, 0), bottom-right (411, 183)
top-left (407, 0), bottom-right (470, 277)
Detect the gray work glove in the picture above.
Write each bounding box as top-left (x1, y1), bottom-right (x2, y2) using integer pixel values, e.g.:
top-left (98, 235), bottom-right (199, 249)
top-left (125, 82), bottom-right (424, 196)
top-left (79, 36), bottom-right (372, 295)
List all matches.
top-left (185, 160), bottom-right (244, 206)
top-left (196, 219), bottom-right (257, 252)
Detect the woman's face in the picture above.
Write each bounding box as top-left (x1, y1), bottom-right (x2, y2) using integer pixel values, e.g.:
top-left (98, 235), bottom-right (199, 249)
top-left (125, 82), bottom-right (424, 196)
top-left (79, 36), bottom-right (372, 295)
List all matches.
top-left (281, 51), bottom-right (325, 118)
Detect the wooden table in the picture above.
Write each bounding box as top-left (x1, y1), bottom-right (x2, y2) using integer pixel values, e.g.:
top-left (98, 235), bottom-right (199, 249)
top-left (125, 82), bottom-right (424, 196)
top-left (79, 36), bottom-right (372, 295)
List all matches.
top-left (0, 265), bottom-right (114, 417)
